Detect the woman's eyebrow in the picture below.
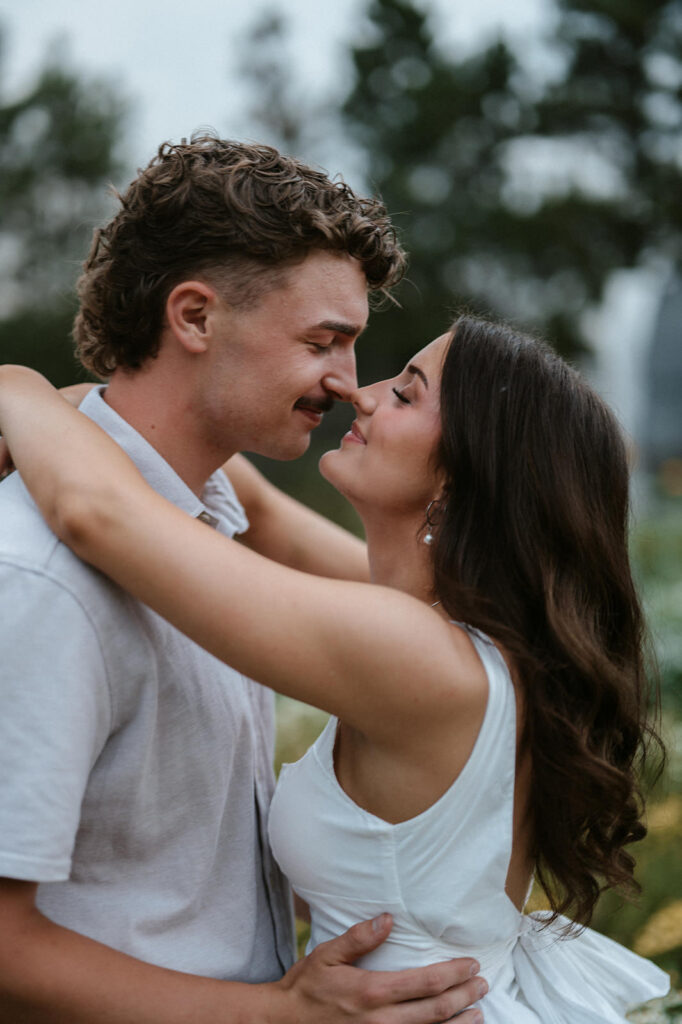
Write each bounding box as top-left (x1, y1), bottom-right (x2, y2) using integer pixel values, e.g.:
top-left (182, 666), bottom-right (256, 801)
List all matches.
top-left (407, 363), bottom-right (428, 388)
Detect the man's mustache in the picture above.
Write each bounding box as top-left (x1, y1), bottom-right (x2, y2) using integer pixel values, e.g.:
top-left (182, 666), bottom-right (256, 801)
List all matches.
top-left (294, 396), bottom-right (335, 414)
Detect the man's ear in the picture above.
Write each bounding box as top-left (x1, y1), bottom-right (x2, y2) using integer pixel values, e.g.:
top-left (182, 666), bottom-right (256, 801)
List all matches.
top-left (165, 281), bottom-right (220, 354)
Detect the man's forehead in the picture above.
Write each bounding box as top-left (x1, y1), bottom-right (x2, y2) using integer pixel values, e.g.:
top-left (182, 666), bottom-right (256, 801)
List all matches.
top-left (289, 251), bottom-right (368, 293)
top-left (263, 251), bottom-right (369, 330)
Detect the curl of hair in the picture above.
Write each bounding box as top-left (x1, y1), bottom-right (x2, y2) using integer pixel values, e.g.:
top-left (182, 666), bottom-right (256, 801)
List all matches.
top-left (74, 134), bottom-right (406, 378)
top-left (429, 315), bottom-right (664, 927)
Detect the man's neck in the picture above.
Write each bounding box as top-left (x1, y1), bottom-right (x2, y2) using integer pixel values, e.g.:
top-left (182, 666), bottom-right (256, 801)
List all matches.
top-left (104, 370), bottom-right (234, 498)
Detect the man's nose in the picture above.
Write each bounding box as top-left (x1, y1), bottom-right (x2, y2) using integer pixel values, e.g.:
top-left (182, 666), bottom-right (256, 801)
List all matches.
top-left (321, 349), bottom-right (358, 402)
top-left (350, 383), bottom-right (377, 415)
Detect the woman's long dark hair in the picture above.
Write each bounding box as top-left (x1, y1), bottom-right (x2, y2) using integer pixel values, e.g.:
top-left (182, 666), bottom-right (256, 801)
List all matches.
top-left (430, 314), bottom-right (663, 926)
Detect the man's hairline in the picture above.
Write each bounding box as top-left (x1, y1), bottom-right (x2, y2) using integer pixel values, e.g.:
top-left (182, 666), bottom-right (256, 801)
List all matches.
top-left (196, 248), bottom-right (375, 313)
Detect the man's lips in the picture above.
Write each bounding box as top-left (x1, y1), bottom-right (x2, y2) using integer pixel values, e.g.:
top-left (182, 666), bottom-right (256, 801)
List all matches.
top-left (292, 391), bottom-right (333, 423)
top-left (294, 396), bottom-right (334, 414)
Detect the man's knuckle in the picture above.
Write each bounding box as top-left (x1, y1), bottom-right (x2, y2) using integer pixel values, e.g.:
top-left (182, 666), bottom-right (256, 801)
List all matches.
top-left (458, 1012), bottom-right (484, 1024)
top-left (356, 980), bottom-right (381, 1011)
top-left (306, 945), bottom-right (322, 968)
top-left (433, 993), bottom-right (455, 1020)
top-left (366, 974), bottom-right (393, 1007)
top-left (423, 965), bottom-right (445, 995)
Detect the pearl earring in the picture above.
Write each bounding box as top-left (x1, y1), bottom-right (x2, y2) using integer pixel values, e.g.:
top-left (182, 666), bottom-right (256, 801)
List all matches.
top-left (424, 499), bottom-right (438, 545)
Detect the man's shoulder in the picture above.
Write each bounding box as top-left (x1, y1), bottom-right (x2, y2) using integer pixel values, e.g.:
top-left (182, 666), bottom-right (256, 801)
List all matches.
top-left (0, 474), bottom-right (155, 690)
top-left (0, 472), bottom-right (60, 561)
top-left (0, 472), bottom-right (123, 601)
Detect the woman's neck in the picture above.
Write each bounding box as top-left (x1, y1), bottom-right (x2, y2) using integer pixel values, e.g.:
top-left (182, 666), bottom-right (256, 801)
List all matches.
top-left (363, 516), bottom-right (435, 605)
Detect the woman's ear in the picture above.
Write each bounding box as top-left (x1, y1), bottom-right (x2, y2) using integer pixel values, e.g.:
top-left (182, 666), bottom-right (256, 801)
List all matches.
top-left (165, 281), bottom-right (219, 355)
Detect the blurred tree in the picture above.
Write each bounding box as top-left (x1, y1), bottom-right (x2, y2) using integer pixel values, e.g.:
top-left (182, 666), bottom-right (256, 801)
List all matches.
top-left (237, 11), bottom-right (310, 155)
top-left (235, 10), bottom-right (353, 177)
top-left (341, 0), bottom-right (682, 378)
top-left (341, 0), bottom-right (535, 381)
top-left (0, 31), bottom-right (128, 384)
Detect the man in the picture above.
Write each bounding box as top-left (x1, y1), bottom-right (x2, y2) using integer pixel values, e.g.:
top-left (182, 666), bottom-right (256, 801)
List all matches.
top-left (0, 137), bottom-right (486, 1022)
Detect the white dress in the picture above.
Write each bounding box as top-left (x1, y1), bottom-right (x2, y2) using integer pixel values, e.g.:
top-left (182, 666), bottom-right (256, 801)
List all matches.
top-left (268, 626), bottom-right (670, 1021)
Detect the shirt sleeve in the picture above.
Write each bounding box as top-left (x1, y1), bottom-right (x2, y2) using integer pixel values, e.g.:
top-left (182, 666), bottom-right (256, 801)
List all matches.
top-left (0, 563), bottom-right (112, 882)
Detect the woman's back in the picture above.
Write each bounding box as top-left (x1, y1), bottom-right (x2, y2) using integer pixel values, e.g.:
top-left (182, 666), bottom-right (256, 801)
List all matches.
top-left (270, 628), bottom-right (527, 974)
top-left (269, 626), bottom-right (669, 1021)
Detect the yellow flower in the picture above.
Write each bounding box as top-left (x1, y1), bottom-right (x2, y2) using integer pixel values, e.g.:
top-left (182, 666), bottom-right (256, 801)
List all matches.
top-left (646, 795), bottom-right (682, 834)
top-left (634, 900), bottom-right (682, 957)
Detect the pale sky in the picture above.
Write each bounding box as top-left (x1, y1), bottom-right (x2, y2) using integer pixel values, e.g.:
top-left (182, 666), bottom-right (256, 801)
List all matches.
top-left (2, 0), bottom-right (553, 177)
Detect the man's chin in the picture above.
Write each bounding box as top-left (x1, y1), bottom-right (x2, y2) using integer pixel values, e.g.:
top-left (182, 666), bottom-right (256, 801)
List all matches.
top-left (250, 434), bottom-right (311, 462)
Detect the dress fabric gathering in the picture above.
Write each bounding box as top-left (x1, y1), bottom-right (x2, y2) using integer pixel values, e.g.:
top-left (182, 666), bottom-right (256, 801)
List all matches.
top-left (268, 625), bottom-right (670, 1021)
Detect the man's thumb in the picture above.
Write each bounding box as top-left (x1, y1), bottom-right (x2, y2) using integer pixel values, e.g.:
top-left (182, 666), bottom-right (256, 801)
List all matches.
top-left (323, 914), bottom-right (393, 965)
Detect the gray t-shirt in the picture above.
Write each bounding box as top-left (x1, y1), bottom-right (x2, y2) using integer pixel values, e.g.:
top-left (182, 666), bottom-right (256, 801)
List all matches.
top-left (0, 387), bottom-right (294, 981)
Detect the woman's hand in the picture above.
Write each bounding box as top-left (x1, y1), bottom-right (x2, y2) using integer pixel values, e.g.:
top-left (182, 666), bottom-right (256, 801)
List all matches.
top-left (224, 454), bottom-right (369, 581)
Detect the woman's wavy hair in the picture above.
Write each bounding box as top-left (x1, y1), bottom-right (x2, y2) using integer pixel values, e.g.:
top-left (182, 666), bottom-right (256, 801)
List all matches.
top-left (74, 134), bottom-right (406, 378)
top-left (428, 314), bottom-right (663, 927)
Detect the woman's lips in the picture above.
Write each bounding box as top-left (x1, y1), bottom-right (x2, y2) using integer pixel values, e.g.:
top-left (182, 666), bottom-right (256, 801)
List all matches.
top-left (342, 421), bottom-right (366, 445)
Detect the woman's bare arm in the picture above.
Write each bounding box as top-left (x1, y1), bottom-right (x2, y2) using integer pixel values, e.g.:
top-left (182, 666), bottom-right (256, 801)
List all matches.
top-left (0, 366), bottom-right (481, 744)
top-left (222, 455), bottom-right (369, 582)
top-left (0, 382), bottom-right (95, 476)
top-left (0, 381), bottom-right (368, 581)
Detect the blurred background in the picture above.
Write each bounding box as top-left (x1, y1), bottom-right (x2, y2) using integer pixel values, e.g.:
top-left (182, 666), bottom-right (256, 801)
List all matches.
top-left (1, 0), bottom-right (680, 1007)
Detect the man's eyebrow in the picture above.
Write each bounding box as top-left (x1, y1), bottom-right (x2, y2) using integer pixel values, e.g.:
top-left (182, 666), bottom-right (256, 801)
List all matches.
top-left (407, 363), bottom-right (428, 388)
top-left (314, 319), bottom-right (364, 338)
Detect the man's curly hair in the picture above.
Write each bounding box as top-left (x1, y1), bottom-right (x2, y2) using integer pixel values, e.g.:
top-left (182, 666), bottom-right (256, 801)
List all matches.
top-left (74, 135), bottom-right (407, 378)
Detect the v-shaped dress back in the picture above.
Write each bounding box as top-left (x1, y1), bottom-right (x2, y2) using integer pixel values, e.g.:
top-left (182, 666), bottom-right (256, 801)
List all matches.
top-left (269, 625), bottom-right (669, 1021)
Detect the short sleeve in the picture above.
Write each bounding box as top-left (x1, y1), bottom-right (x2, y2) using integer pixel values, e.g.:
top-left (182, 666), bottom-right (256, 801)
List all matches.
top-left (0, 563), bottom-right (112, 882)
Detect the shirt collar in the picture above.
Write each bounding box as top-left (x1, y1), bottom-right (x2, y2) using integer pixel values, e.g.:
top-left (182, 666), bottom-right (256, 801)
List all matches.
top-left (79, 387), bottom-right (249, 538)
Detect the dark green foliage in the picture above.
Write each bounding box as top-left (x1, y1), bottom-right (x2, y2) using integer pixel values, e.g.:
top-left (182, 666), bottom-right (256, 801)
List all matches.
top-left (531, 0), bottom-right (682, 276)
top-left (632, 503), bottom-right (682, 712)
top-left (339, 0), bottom-right (682, 384)
top-left (0, 31), bottom-right (128, 384)
top-left (591, 795), bottom-right (682, 977)
top-left (237, 12), bottom-right (311, 154)
top-left (342, 0), bottom-right (533, 384)
top-left (0, 303), bottom-right (84, 387)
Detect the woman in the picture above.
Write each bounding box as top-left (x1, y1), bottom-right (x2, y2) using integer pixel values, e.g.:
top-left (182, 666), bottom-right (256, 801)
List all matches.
top-left (0, 315), bottom-right (670, 1020)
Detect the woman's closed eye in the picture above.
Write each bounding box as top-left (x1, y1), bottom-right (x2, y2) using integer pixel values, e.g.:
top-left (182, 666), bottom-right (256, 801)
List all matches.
top-left (392, 387), bottom-right (411, 405)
